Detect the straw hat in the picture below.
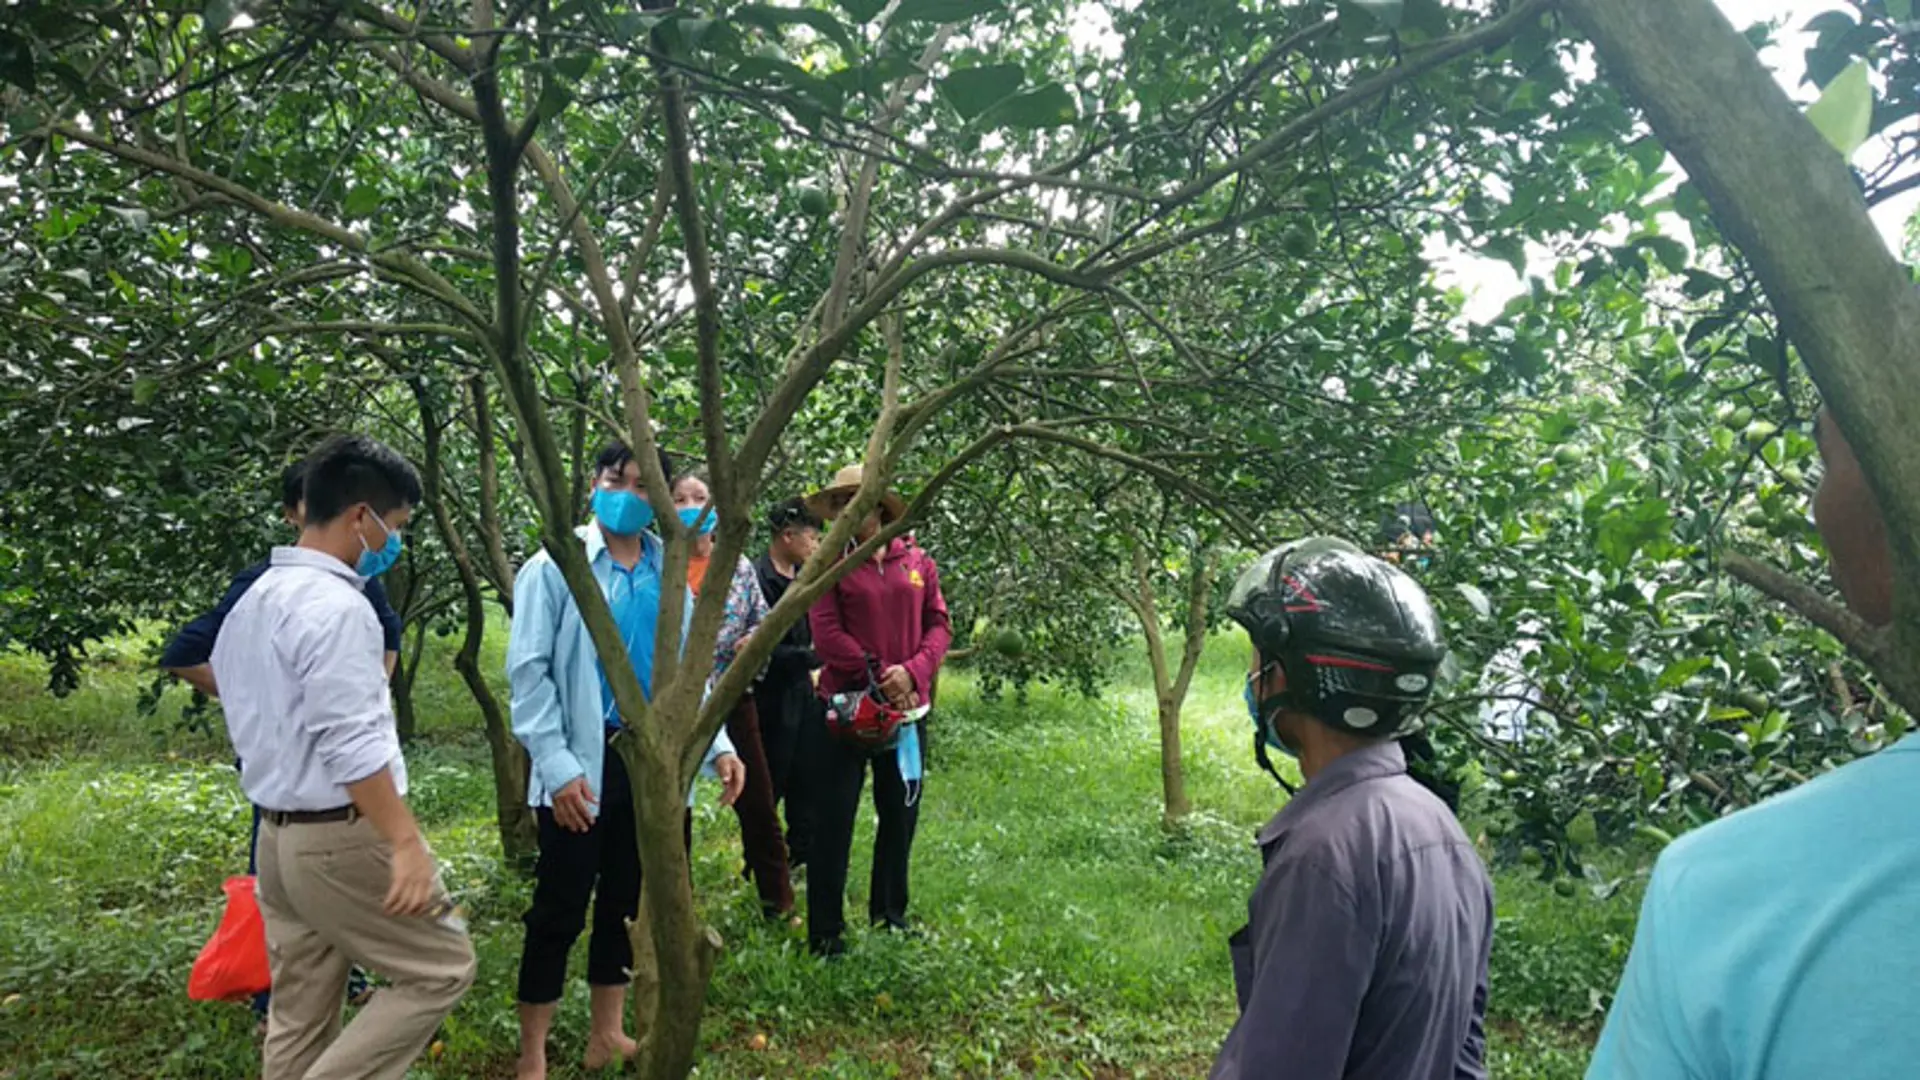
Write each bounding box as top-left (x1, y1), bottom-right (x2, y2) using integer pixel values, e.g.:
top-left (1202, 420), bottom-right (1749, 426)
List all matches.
top-left (806, 463), bottom-right (905, 524)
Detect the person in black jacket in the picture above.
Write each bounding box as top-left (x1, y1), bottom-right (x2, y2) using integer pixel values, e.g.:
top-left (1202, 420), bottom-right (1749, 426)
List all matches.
top-left (752, 498), bottom-right (823, 867)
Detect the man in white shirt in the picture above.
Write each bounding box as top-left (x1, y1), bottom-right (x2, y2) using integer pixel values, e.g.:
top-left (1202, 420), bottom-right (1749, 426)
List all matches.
top-left (211, 434), bottom-right (474, 1080)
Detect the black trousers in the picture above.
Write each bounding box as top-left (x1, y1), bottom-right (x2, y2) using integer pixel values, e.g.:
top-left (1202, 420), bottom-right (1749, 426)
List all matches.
top-left (759, 677), bottom-right (818, 865)
top-left (518, 738), bottom-right (672, 1003)
top-left (803, 709), bottom-right (923, 946)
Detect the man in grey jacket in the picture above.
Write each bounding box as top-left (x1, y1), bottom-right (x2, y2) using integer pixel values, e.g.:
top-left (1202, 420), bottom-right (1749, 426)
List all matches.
top-left (1215, 537), bottom-right (1492, 1080)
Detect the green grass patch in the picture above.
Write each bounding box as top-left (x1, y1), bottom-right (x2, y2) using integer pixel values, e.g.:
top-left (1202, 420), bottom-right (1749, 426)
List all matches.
top-left (0, 631), bottom-right (1628, 1078)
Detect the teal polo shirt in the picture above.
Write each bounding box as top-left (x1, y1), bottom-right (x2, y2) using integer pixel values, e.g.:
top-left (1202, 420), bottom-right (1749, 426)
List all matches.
top-left (1588, 734), bottom-right (1920, 1079)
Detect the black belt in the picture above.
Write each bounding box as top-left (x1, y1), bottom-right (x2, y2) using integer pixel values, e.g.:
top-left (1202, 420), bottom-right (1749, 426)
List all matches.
top-left (261, 806), bottom-right (356, 827)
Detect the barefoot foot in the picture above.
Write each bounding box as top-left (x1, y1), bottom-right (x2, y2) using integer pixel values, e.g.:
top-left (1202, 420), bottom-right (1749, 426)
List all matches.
top-left (584, 1030), bottom-right (639, 1070)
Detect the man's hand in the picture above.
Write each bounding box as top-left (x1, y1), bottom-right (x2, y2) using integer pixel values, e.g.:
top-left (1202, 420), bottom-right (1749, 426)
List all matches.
top-left (552, 776), bottom-right (599, 833)
top-left (714, 753), bottom-right (747, 807)
top-left (165, 664), bottom-right (220, 699)
top-left (879, 665), bottom-right (915, 709)
top-left (385, 835), bottom-right (438, 917)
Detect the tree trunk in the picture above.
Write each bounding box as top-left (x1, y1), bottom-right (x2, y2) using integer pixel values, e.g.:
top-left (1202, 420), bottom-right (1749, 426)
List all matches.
top-left (392, 670), bottom-right (418, 744)
top-left (472, 376), bottom-right (519, 616)
top-left (617, 735), bottom-right (720, 1080)
top-left (392, 612), bottom-right (434, 744)
top-left (1125, 541), bottom-right (1192, 828)
top-left (1156, 694), bottom-right (1191, 826)
top-left (1566, 0), bottom-right (1920, 717)
top-left (455, 611), bottom-right (538, 872)
top-left (414, 378), bottom-right (539, 869)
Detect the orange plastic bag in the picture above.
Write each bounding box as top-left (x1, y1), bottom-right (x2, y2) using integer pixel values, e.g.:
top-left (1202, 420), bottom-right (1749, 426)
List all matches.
top-left (188, 875), bottom-right (271, 1002)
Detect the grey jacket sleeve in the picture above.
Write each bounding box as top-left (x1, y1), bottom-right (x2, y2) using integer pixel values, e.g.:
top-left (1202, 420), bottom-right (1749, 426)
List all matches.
top-left (1212, 858), bottom-right (1377, 1080)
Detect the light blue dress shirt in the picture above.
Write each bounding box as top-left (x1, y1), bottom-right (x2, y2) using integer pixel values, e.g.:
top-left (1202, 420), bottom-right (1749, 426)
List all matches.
top-left (507, 523), bottom-right (733, 813)
top-left (1589, 735), bottom-right (1920, 1080)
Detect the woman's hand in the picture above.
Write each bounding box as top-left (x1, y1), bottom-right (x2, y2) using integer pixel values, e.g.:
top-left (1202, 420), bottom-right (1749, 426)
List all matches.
top-left (879, 665), bottom-right (915, 709)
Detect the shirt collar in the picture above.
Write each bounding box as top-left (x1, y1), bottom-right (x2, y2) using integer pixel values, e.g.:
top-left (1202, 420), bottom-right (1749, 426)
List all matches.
top-left (1258, 738), bottom-right (1408, 847)
top-left (269, 545), bottom-right (366, 589)
top-left (584, 521), bottom-right (661, 571)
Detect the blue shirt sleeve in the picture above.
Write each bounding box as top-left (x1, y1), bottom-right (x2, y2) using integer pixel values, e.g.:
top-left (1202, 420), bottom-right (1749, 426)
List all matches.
top-left (507, 555), bottom-right (588, 799)
top-left (158, 562), bottom-right (268, 669)
top-left (1588, 855), bottom-right (1701, 1079)
top-left (362, 577), bottom-right (405, 654)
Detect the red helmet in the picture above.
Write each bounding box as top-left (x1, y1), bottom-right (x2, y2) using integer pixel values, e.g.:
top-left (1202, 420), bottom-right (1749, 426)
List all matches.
top-left (825, 689), bottom-right (905, 749)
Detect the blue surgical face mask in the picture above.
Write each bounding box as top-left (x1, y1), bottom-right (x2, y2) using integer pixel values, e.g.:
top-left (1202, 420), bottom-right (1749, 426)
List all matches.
top-left (677, 504), bottom-right (716, 536)
top-left (1245, 672), bottom-right (1296, 759)
top-left (592, 489), bottom-right (654, 537)
top-left (356, 509), bottom-right (404, 578)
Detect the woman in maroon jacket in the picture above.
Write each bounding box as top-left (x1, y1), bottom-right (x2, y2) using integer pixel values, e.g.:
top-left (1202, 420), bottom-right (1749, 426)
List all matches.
top-left (803, 465), bottom-right (951, 956)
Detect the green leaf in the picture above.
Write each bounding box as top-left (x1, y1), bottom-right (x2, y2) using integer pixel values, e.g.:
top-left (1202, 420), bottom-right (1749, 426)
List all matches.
top-left (1804, 59), bottom-right (1873, 159)
top-left (1595, 497), bottom-right (1671, 568)
top-left (534, 78), bottom-right (574, 123)
top-left (1481, 234), bottom-right (1526, 275)
top-left (1657, 656), bottom-right (1712, 690)
top-left (734, 5), bottom-right (855, 53)
top-left (0, 31), bottom-right (36, 93)
top-left (1891, 0), bottom-right (1913, 22)
top-left (1456, 582), bottom-right (1492, 619)
top-left (893, 0), bottom-right (1005, 24)
top-left (834, 0), bottom-right (888, 21)
top-left (732, 57), bottom-right (846, 114)
top-left (552, 52), bottom-right (595, 80)
top-left (342, 184), bottom-right (382, 221)
top-left (939, 63), bottom-right (1023, 120)
top-left (131, 376), bottom-right (159, 406)
top-left (203, 0), bottom-right (236, 39)
top-left (978, 82), bottom-right (1076, 130)
top-left (1348, 0), bottom-right (1404, 29)
top-left (611, 11), bottom-right (667, 41)
top-left (827, 52), bottom-right (923, 98)
top-left (1639, 236), bottom-right (1688, 275)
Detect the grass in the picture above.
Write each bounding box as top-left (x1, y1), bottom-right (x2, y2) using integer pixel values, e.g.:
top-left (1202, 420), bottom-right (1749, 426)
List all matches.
top-left (0, 628), bottom-right (1634, 1078)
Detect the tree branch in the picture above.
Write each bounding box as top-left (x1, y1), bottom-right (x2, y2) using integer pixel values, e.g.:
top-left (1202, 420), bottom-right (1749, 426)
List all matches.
top-left (1723, 553), bottom-right (1886, 662)
top-left (1093, 0), bottom-right (1548, 264)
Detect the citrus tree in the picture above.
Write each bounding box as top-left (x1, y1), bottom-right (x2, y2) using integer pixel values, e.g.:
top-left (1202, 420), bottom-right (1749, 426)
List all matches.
top-left (4, 0), bottom-right (1684, 1071)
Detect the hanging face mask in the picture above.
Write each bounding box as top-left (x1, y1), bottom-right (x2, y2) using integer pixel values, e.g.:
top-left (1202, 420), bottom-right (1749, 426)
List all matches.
top-left (1245, 671), bottom-right (1297, 760)
top-left (592, 489), bottom-right (654, 537)
top-left (356, 508), bottom-right (404, 578)
top-left (677, 505), bottom-right (716, 536)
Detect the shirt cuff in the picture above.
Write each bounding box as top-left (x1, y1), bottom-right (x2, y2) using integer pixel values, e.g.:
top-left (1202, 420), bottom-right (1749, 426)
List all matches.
top-left (534, 749), bottom-right (587, 797)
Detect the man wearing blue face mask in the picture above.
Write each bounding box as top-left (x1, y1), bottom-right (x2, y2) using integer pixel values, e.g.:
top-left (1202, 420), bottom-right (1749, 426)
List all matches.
top-left (161, 457), bottom-right (403, 1022)
top-left (1215, 538), bottom-right (1491, 1080)
top-left (508, 443), bottom-right (746, 1080)
top-left (210, 434), bottom-right (474, 1080)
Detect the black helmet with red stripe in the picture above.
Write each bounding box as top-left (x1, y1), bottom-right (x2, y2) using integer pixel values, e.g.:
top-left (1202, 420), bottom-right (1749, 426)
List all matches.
top-left (1226, 537), bottom-right (1447, 737)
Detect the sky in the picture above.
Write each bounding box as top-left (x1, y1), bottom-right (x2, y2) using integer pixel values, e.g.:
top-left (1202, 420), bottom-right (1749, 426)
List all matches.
top-left (1438, 0), bottom-right (1918, 320)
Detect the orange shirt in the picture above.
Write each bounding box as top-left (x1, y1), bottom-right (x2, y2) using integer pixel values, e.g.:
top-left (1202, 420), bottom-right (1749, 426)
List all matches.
top-left (687, 553), bottom-right (710, 596)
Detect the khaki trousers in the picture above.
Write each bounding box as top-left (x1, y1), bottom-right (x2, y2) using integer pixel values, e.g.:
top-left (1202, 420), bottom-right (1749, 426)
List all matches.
top-left (255, 815), bottom-right (476, 1080)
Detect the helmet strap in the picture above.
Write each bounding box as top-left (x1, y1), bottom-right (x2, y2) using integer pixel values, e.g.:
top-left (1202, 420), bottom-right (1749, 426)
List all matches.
top-left (1253, 730), bottom-right (1297, 797)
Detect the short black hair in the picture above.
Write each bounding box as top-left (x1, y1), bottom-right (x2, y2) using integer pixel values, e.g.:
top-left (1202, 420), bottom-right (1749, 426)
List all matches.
top-left (279, 460), bottom-right (307, 512)
top-left (594, 442), bottom-right (674, 485)
top-left (766, 497), bottom-right (820, 535)
top-left (1378, 502), bottom-right (1436, 544)
top-left (302, 434), bottom-right (423, 525)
